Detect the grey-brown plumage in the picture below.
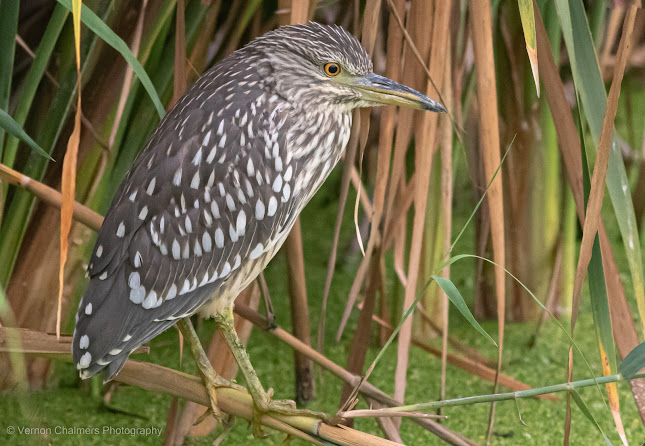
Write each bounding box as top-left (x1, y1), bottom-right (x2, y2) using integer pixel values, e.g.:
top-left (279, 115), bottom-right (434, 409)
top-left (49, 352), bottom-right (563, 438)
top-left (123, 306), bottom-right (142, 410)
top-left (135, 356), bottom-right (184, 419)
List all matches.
top-left (72, 22), bottom-right (444, 380)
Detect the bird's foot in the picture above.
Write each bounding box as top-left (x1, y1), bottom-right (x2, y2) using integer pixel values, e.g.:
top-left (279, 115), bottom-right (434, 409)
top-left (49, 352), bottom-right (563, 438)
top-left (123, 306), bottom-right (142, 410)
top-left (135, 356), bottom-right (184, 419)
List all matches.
top-left (199, 372), bottom-right (245, 424)
top-left (250, 388), bottom-right (326, 438)
top-left (202, 365), bottom-right (245, 392)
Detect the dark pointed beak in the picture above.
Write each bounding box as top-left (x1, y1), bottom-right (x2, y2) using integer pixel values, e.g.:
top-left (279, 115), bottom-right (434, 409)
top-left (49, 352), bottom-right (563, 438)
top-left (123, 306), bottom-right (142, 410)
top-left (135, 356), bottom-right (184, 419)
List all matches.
top-left (349, 73), bottom-right (447, 113)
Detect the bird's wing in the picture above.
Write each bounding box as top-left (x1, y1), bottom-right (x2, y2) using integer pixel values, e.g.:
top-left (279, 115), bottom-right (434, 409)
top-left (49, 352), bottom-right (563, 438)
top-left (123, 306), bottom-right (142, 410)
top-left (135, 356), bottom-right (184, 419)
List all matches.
top-left (72, 64), bottom-right (298, 379)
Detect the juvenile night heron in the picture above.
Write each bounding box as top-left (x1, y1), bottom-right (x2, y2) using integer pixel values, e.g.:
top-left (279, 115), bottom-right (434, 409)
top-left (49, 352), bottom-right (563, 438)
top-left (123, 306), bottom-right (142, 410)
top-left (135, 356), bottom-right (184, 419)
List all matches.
top-left (72, 22), bottom-right (445, 431)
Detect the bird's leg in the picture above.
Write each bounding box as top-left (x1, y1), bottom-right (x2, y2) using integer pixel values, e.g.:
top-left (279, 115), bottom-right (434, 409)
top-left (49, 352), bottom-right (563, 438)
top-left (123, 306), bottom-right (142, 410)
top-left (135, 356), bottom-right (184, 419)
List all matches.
top-left (214, 306), bottom-right (325, 438)
top-left (177, 317), bottom-right (245, 422)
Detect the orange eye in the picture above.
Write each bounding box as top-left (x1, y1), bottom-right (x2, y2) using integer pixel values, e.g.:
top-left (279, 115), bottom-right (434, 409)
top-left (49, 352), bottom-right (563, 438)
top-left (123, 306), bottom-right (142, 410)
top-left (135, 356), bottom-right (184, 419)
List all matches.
top-left (324, 62), bottom-right (341, 76)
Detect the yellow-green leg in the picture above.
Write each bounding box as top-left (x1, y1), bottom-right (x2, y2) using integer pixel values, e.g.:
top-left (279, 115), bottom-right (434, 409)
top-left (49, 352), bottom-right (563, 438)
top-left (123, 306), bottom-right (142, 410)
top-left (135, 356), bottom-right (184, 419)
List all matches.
top-left (177, 317), bottom-right (244, 422)
top-left (214, 306), bottom-right (324, 438)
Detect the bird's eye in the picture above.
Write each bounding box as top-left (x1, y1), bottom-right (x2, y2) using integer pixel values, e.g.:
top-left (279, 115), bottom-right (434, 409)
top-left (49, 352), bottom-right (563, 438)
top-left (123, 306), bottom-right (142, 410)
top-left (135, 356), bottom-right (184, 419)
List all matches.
top-left (324, 62), bottom-right (341, 77)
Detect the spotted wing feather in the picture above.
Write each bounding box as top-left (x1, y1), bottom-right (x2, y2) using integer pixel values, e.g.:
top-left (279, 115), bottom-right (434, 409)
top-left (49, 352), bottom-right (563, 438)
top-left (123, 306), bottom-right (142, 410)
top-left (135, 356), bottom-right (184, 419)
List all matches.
top-left (72, 53), bottom-right (297, 379)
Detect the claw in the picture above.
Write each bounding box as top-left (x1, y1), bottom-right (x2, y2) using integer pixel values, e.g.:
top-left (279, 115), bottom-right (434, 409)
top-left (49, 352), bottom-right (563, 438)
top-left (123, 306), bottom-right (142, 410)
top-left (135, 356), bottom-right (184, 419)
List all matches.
top-left (249, 388), bottom-right (327, 438)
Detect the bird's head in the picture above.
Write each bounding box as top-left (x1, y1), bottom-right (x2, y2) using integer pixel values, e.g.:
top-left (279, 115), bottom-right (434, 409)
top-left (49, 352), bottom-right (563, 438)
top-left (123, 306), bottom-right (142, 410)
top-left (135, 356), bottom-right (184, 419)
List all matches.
top-left (250, 22), bottom-right (446, 113)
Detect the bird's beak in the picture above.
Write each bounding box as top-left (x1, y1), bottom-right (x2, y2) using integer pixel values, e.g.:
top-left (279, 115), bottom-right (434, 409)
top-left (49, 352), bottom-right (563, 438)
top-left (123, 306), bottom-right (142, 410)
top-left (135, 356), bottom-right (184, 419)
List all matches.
top-left (349, 73), bottom-right (447, 113)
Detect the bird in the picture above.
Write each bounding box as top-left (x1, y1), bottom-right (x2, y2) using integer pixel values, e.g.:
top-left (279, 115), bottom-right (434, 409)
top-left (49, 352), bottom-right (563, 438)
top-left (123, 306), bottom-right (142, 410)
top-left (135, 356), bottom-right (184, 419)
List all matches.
top-left (72, 21), bottom-right (445, 432)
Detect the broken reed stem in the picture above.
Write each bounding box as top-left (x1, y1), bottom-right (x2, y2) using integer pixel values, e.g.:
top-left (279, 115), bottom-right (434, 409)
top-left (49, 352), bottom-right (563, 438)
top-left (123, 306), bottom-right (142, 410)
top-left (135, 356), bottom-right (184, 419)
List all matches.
top-left (342, 372), bottom-right (645, 416)
top-left (1, 165), bottom-right (478, 445)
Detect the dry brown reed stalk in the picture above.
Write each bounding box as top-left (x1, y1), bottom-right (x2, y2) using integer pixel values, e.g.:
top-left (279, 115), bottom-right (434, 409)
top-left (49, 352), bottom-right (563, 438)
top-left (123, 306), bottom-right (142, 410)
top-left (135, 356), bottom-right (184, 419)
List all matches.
top-left (396, 0), bottom-right (450, 410)
top-left (469, 0), bottom-right (506, 441)
top-left (374, 0), bottom-right (405, 347)
top-left (335, 0), bottom-right (386, 343)
top-left (0, 164), bottom-right (103, 229)
top-left (339, 255), bottom-right (380, 426)
top-left (600, 7), bottom-right (626, 78)
top-left (279, 0), bottom-right (316, 407)
top-left (171, 0), bottom-right (187, 108)
top-left (57, 0), bottom-right (83, 342)
top-left (533, 0), bottom-right (645, 426)
top-left (337, 0), bottom-right (382, 426)
top-left (108, 0), bottom-right (147, 150)
top-left (496, 5), bottom-right (536, 322)
top-left (350, 166), bottom-right (374, 215)
top-left (369, 398), bottom-right (405, 443)
top-left (438, 35), bottom-right (454, 406)
top-left (0, 328), bottom-right (148, 356)
top-left (188, 1), bottom-right (223, 78)
top-left (285, 219), bottom-right (316, 404)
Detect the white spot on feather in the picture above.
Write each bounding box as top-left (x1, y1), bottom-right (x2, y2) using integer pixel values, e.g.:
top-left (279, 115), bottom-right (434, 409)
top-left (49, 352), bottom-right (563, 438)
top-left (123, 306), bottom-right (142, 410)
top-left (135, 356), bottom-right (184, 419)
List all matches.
top-left (78, 352), bottom-right (91, 369)
top-left (147, 177), bottom-right (156, 195)
top-left (250, 243), bottom-right (263, 259)
top-left (226, 194), bottom-right (235, 211)
top-left (255, 200), bottom-right (265, 220)
top-left (172, 239), bottom-right (181, 260)
top-left (273, 175), bottom-right (283, 192)
top-left (284, 165), bottom-right (293, 182)
top-left (173, 168), bottom-right (182, 186)
top-left (134, 251), bottom-right (142, 267)
top-left (229, 224), bottom-right (239, 242)
top-left (128, 272), bottom-right (140, 289)
top-left (202, 232), bottom-right (212, 252)
top-left (215, 228), bottom-right (224, 248)
top-left (202, 131), bottom-right (211, 147)
top-left (237, 211), bottom-right (246, 236)
top-left (130, 286), bottom-right (146, 304)
top-left (167, 284), bottom-right (177, 300)
top-left (267, 196), bottom-right (278, 217)
top-left (282, 184), bottom-right (291, 202)
top-left (142, 291), bottom-right (158, 309)
top-left (220, 262), bottom-right (231, 277)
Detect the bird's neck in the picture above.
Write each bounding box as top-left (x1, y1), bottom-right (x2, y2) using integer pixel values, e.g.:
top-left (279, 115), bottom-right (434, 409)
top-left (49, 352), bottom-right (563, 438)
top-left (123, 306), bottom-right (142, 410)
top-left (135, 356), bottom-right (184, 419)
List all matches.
top-left (288, 106), bottom-right (352, 208)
